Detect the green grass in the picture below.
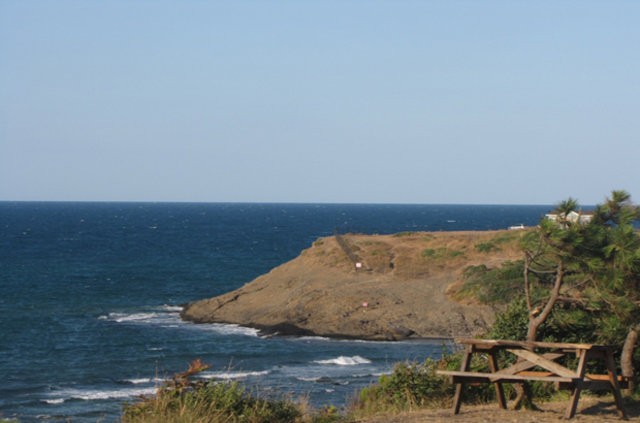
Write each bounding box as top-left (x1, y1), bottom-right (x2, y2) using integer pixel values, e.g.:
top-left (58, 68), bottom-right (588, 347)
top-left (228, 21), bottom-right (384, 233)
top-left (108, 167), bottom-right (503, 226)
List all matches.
top-left (474, 241), bottom-right (500, 253)
top-left (421, 248), bottom-right (465, 259)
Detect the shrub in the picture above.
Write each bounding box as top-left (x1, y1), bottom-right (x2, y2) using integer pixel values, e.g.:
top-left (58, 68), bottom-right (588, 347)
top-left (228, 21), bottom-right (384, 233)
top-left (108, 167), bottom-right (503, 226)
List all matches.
top-left (475, 242), bottom-right (500, 253)
top-left (350, 348), bottom-right (513, 420)
top-left (352, 359), bottom-right (454, 415)
top-left (122, 360), bottom-right (302, 423)
top-left (422, 248), bottom-right (465, 259)
top-left (456, 261), bottom-right (524, 305)
top-left (487, 298), bottom-right (599, 345)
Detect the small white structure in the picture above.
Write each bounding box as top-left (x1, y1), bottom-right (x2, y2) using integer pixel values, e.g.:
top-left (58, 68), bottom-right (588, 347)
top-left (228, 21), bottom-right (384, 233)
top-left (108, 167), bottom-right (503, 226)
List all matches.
top-left (508, 224), bottom-right (526, 230)
top-left (545, 210), bottom-right (594, 225)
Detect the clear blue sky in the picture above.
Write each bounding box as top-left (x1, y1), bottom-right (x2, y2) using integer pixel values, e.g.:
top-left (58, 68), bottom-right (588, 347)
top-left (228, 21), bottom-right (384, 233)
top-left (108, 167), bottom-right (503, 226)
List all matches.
top-left (1, 1), bottom-right (638, 205)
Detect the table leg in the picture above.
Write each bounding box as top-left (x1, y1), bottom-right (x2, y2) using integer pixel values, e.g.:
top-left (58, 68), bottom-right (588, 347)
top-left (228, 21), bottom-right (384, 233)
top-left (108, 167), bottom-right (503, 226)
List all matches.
top-left (488, 351), bottom-right (507, 409)
top-left (452, 349), bottom-right (472, 415)
top-left (565, 350), bottom-right (587, 419)
top-left (605, 349), bottom-right (628, 420)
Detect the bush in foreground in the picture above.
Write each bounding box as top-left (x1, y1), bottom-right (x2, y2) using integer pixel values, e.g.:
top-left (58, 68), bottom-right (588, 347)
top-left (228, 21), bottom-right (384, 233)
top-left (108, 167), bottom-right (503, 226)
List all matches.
top-left (349, 354), bottom-right (460, 417)
top-left (122, 360), bottom-right (303, 423)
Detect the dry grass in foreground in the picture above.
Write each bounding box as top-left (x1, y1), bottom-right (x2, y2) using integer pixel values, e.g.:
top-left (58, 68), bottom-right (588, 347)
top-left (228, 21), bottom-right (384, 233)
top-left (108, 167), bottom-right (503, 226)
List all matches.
top-left (356, 396), bottom-right (640, 422)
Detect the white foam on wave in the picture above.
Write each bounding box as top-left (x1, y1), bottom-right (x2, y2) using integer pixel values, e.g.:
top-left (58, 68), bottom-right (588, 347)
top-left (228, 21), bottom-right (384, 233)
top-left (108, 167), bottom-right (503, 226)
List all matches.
top-left (197, 323), bottom-right (260, 337)
top-left (100, 307), bottom-right (260, 338)
top-left (47, 386), bottom-right (157, 403)
top-left (296, 335), bottom-right (332, 342)
top-left (313, 356), bottom-right (372, 366)
top-left (296, 376), bottom-right (321, 382)
top-left (200, 370), bottom-right (270, 380)
top-left (125, 377), bottom-right (164, 385)
top-left (99, 304), bottom-right (182, 325)
top-left (104, 312), bottom-right (161, 323)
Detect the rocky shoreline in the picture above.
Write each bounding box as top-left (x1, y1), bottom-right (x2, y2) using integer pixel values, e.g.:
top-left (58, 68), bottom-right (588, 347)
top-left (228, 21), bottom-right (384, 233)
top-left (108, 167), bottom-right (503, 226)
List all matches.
top-left (181, 230), bottom-right (526, 341)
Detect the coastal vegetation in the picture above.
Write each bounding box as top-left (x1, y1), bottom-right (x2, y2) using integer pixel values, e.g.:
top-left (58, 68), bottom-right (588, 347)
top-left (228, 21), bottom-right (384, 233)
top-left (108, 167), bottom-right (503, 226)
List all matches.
top-left (125, 190), bottom-right (640, 422)
top-left (122, 360), bottom-right (304, 423)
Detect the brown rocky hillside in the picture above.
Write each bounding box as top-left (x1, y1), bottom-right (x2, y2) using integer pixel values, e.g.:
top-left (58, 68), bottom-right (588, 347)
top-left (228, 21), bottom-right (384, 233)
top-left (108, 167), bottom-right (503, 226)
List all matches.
top-left (181, 230), bottom-right (528, 340)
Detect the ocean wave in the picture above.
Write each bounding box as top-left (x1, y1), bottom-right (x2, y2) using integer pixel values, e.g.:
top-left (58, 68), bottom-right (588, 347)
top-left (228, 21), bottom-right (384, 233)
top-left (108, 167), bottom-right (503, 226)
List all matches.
top-left (196, 323), bottom-right (260, 337)
top-left (101, 312), bottom-right (162, 323)
top-left (313, 356), bottom-right (372, 366)
top-left (296, 335), bottom-right (332, 342)
top-left (45, 386), bottom-right (156, 403)
top-left (42, 398), bottom-right (65, 404)
top-left (123, 377), bottom-right (164, 385)
top-left (99, 309), bottom-right (259, 337)
top-left (296, 376), bottom-right (321, 382)
top-left (200, 370), bottom-right (270, 380)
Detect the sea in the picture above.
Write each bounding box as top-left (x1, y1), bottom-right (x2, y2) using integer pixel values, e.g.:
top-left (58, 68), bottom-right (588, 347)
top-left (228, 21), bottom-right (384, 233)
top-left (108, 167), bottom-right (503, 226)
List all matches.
top-left (0, 202), bottom-right (551, 422)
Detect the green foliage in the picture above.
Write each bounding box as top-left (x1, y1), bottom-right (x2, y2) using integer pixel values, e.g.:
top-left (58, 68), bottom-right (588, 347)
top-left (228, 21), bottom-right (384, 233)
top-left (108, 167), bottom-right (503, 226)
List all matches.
top-left (123, 382), bottom-right (301, 423)
top-left (352, 357), bottom-right (457, 414)
top-left (475, 242), bottom-right (500, 253)
top-left (487, 298), bottom-right (598, 345)
top-left (122, 360), bottom-right (302, 423)
top-left (492, 231), bottom-right (520, 244)
top-left (310, 405), bottom-right (341, 423)
top-left (421, 248), bottom-right (465, 259)
top-left (456, 261), bottom-right (524, 305)
top-left (421, 248), bottom-right (436, 257)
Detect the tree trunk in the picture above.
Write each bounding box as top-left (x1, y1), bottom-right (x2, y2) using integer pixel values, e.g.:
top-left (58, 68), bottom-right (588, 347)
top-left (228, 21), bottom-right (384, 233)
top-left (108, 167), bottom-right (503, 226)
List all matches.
top-left (621, 324), bottom-right (640, 394)
top-left (526, 261), bottom-right (565, 342)
top-left (515, 261), bottom-right (565, 409)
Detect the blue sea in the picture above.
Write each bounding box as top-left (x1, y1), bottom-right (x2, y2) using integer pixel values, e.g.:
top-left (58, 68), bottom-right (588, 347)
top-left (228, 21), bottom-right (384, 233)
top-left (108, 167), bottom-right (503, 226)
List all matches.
top-left (0, 202), bottom-right (550, 422)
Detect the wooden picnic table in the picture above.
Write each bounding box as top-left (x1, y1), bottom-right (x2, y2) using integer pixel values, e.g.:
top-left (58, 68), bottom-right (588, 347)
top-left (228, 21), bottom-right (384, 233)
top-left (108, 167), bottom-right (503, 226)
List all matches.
top-left (437, 339), bottom-right (628, 419)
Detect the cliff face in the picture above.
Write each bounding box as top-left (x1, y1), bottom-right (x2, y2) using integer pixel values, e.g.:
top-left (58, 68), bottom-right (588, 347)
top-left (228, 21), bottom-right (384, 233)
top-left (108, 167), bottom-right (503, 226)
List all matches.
top-left (181, 230), bottom-right (526, 341)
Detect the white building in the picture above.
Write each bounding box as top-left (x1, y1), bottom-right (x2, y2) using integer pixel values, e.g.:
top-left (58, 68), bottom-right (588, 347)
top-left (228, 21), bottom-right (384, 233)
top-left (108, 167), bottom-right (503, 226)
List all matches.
top-left (545, 210), bottom-right (594, 225)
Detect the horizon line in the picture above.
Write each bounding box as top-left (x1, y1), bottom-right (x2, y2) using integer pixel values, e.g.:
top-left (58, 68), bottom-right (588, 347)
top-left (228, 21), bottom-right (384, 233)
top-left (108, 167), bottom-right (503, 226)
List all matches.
top-left (0, 199), bottom-right (566, 207)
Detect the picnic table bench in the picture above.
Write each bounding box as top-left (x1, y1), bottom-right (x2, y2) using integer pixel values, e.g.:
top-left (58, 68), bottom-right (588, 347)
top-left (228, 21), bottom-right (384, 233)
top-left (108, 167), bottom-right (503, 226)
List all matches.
top-left (436, 339), bottom-right (628, 419)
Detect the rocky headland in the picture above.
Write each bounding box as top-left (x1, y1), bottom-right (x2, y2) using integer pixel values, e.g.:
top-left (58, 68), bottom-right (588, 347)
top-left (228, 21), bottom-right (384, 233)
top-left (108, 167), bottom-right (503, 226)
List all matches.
top-left (181, 230), bottom-right (526, 340)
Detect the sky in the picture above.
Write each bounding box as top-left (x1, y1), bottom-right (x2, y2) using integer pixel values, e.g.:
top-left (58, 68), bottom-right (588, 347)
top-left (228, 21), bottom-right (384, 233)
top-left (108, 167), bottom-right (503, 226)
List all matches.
top-left (1, 1), bottom-right (639, 205)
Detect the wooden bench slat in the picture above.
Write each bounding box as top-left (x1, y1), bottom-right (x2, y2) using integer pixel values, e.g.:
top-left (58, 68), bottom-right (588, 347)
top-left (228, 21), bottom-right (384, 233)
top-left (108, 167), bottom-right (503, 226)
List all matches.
top-left (456, 338), bottom-right (611, 352)
top-left (436, 370), bottom-right (577, 383)
top-left (437, 370), bottom-right (630, 390)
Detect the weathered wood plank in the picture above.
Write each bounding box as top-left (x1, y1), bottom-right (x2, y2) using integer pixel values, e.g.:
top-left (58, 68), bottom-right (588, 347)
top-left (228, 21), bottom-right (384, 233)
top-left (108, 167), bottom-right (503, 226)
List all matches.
top-left (499, 352), bottom-right (564, 375)
top-left (507, 348), bottom-right (577, 378)
top-left (457, 338), bottom-right (609, 352)
top-left (565, 348), bottom-right (588, 418)
top-left (488, 350), bottom-right (507, 410)
top-left (605, 349), bottom-right (628, 419)
top-left (452, 349), bottom-right (472, 415)
top-left (436, 370), bottom-right (576, 384)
